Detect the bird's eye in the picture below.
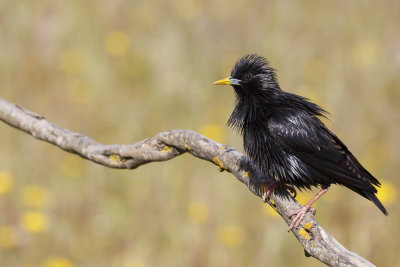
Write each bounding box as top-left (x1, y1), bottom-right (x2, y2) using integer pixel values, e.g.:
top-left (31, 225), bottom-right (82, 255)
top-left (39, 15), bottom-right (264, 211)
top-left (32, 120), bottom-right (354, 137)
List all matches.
top-left (244, 73), bottom-right (253, 81)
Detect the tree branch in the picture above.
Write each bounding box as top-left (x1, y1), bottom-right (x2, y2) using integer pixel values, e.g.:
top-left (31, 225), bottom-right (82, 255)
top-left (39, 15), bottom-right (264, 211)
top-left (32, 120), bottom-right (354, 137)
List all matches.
top-left (0, 97), bottom-right (374, 267)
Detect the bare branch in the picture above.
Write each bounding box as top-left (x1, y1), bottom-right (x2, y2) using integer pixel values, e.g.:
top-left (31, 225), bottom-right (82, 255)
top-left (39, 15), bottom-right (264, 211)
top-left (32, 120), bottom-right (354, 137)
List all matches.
top-left (0, 97), bottom-right (374, 267)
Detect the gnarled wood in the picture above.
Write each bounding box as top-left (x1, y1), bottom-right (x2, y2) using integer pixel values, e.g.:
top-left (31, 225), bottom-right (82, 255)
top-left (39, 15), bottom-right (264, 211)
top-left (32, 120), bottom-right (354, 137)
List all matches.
top-left (0, 97), bottom-right (374, 267)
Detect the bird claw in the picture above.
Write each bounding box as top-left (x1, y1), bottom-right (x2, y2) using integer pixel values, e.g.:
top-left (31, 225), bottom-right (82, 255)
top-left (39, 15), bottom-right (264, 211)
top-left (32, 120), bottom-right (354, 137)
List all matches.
top-left (262, 181), bottom-right (279, 202)
top-left (262, 181), bottom-right (297, 202)
top-left (288, 206), bottom-right (311, 231)
top-left (288, 187), bottom-right (329, 231)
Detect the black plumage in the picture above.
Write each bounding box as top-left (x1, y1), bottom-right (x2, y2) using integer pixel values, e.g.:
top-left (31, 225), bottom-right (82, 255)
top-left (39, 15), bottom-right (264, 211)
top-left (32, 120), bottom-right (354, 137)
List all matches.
top-left (213, 54), bottom-right (387, 229)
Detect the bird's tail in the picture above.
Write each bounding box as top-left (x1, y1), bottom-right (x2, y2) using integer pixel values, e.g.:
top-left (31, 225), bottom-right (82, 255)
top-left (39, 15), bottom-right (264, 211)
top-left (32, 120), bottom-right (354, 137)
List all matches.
top-left (363, 191), bottom-right (388, 215)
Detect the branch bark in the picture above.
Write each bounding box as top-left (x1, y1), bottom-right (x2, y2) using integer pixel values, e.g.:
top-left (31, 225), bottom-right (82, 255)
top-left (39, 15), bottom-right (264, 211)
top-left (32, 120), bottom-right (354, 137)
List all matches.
top-left (0, 97), bottom-right (374, 267)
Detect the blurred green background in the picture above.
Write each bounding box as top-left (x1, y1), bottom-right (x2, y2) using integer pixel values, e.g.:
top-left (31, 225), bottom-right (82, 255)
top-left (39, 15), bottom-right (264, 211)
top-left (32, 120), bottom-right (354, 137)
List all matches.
top-left (0, 0), bottom-right (399, 266)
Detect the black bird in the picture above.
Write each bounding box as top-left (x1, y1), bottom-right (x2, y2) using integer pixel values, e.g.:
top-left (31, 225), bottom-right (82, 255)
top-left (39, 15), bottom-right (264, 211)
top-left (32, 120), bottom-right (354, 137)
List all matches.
top-left (213, 54), bottom-right (387, 230)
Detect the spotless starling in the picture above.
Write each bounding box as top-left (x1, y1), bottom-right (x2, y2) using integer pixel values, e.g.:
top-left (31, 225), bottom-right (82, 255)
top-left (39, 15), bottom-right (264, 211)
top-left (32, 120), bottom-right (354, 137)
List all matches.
top-left (213, 54), bottom-right (387, 230)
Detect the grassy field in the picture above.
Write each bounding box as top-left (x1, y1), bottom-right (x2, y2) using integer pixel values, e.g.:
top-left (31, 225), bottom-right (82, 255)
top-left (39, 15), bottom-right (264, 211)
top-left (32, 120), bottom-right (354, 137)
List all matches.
top-left (0, 0), bottom-right (399, 266)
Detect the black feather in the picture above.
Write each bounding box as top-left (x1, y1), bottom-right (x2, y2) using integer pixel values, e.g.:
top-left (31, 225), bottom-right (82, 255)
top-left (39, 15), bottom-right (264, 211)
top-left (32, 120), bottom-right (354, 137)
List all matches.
top-left (224, 54), bottom-right (387, 215)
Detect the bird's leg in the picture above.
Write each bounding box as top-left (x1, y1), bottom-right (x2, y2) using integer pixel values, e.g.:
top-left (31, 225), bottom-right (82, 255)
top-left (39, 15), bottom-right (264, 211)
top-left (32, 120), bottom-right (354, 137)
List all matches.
top-left (262, 180), bottom-right (297, 202)
top-left (262, 181), bottom-right (279, 202)
top-left (288, 186), bottom-right (330, 231)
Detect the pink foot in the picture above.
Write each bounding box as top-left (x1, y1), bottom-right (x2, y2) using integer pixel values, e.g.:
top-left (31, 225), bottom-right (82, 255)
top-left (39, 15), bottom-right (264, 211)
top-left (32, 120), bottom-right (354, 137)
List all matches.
top-left (288, 187), bottom-right (330, 231)
top-left (288, 205), bottom-right (311, 231)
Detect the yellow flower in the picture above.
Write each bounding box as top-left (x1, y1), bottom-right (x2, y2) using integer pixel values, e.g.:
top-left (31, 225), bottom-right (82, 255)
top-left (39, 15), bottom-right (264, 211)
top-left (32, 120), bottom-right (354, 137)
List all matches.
top-left (43, 257), bottom-right (74, 267)
top-left (59, 49), bottom-right (86, 74)
top-left (376, 181), bottom-right (397, 205)
top-left (217, 224), bottom-right (245, 247)
top-left (21, 185), bottom-right (52, 208)
top-left (21, 211), bottom-right (49, 233)
top-left (187, 201), bottom-right (209, 224)
top-left (198, 124), bottom-right (226, 143)
top-left (0, 171), bottom-right (13, 195)
top-left (105, 31), bottom-right (131, 57)
top-left (0, 226), bottom-right (18, 249)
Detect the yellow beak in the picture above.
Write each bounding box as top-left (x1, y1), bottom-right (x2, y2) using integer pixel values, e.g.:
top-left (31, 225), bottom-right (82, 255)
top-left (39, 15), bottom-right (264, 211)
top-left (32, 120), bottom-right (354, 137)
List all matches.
top-left (213, 76), bottom-right (241, 86)
top-left (213, 77), bottom-right (232, 85)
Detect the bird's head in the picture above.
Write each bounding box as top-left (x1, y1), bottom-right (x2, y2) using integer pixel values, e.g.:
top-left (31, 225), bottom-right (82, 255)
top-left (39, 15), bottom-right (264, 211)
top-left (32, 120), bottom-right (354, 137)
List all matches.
top-left (213, 54), bottom-right (280, 95)
top-left (213, 54), bottom-right (328, 129)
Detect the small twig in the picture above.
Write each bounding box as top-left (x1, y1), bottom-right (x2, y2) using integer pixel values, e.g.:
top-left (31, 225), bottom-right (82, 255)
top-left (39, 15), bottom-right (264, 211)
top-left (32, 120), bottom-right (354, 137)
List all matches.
top-left (0, 97), bottom-right (374, 267)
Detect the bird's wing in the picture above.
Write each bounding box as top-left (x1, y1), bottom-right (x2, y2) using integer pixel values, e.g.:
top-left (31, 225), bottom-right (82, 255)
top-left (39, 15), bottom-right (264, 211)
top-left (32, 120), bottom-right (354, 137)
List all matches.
top-left (268, 109), bottom-right (379, 192)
